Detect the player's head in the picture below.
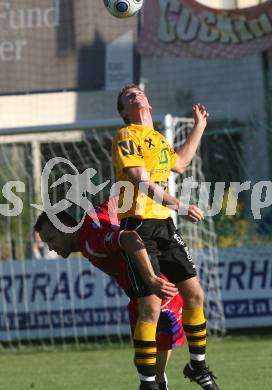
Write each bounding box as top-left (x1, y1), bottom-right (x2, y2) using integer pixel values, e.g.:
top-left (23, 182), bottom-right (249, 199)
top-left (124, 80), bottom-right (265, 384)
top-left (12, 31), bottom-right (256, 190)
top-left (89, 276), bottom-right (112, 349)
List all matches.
top-left (117, 84), bottom-right (152, 124)
top-left (34, 211), bottom-right (78, 258)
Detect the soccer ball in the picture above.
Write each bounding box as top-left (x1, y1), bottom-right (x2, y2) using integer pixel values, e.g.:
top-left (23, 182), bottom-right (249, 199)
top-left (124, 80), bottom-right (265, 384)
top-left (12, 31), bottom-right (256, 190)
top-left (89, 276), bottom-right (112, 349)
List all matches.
top-left (103, 0), bottom-right (143, 18)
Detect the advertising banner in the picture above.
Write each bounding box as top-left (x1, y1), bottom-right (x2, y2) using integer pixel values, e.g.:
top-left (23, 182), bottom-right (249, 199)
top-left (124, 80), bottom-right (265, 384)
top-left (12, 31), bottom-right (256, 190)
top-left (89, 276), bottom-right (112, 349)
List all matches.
top-left (0, 258), bottom-right (130, 342)
top-left (219, 246), bottom-right (272, 328)
top-left (138, 0), bottom-right (272, 58)
top-left (1, 246), bottom-right (272, 342)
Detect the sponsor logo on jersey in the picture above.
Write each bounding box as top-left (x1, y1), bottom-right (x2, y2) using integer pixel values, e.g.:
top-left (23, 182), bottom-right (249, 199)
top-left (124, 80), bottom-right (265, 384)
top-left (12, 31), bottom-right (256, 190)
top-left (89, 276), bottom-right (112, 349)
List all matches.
top-left (118, 140), bottom-right (135, 156)
top-left (144, 137), bottom-right (155, 149)
top-left (159, 148), bottom-right (169, 164)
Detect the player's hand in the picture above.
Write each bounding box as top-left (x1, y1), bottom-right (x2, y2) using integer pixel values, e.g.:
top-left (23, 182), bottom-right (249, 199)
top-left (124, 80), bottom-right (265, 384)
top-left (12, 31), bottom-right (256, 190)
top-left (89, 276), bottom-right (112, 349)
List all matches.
top-left (193, 103), bottom-right (209, 131)
top-left (147, 275), bottom-right (178, 299)
top-left (178, 203), bottom-right (204, 223)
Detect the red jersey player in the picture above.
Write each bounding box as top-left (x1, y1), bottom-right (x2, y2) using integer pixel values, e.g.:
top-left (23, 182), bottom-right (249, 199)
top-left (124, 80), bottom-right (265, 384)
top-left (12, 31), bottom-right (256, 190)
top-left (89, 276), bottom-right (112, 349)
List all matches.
top-left (34, 197), bottom-right (186, 389)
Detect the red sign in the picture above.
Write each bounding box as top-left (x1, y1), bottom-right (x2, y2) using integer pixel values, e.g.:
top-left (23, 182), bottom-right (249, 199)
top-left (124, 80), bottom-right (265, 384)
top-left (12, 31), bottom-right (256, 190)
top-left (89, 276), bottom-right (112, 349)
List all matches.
top-left (138, 0), bottom-right (272, 58)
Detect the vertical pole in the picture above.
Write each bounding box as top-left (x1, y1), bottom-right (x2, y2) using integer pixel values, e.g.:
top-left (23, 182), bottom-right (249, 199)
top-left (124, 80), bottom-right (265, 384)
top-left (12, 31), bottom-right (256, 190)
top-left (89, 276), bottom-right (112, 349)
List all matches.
top-left (164, 114), bottom-right (178, 227)
top-left (32, 140), bottom-right (42, 211)
top-left (262, 50), bottom-right (272, 179)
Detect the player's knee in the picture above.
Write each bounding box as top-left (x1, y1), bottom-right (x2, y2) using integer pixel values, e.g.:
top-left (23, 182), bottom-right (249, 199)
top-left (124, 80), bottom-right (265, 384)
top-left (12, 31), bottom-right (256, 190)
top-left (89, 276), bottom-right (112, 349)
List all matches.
top-left (193, 287), bottom-right (204, 306)
top-left (138, 310), bottom-right (159, 323)
top-left (137, 299), bottom-right (160, 322)
top-left (177, 277), bottom-right (205, 307)
top-left (182, 285), bottom-right (204, 308)
top-left (190, 286), bottom-right (204, 307)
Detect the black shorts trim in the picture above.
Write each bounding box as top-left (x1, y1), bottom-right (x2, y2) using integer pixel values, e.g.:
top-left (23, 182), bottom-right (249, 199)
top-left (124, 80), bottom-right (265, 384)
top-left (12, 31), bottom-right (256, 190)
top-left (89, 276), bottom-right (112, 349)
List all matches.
top-left (159, 262), bottom-right (196, 285)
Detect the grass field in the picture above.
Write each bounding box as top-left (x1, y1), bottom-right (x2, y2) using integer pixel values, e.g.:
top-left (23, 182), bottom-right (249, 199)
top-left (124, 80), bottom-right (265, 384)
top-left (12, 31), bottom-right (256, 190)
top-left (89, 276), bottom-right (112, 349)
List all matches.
top-left (0, 333), bottom-right (271, 390)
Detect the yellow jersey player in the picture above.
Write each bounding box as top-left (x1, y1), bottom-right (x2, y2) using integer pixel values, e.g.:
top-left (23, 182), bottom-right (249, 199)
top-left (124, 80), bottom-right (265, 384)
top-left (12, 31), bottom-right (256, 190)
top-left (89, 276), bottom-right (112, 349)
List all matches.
top-left (112, 84), bottom-right (220, 390)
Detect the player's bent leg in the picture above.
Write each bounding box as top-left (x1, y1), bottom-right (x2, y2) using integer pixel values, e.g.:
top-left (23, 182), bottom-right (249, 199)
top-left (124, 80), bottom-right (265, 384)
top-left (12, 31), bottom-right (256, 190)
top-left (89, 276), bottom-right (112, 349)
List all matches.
top-left (176, 277), bottom-right (220, 390)
top-left (135, 295), bottom-right (161, 390)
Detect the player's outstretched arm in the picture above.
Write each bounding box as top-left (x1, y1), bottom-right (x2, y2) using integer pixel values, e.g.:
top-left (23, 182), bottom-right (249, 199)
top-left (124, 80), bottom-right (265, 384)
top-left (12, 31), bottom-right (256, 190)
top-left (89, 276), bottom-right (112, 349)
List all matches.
top-left (120, 230), bottom-right (178, 299)
top-left (124, 166), bottom-right (204, 223)
top-left (171, 103), bottom-right (209, 174)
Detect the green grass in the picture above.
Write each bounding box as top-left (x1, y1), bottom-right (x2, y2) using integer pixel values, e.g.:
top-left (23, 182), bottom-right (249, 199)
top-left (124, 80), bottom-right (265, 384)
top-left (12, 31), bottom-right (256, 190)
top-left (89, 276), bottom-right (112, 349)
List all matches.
top-left (0, 334), bottom-right (271, 390)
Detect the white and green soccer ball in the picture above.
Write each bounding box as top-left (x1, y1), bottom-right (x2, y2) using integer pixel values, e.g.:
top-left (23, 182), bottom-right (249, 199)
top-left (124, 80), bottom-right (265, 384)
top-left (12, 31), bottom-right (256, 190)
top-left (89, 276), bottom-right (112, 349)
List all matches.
top-left (103, 0), bottom-right (144, 18)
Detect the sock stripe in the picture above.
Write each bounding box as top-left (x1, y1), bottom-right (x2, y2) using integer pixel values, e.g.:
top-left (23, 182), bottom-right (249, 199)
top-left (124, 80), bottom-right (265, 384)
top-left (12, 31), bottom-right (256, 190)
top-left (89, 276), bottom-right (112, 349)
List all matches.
top-left (133, 320), bottom-right (157, 378)
top-left (133, 340), bottom-right (156, 348)
top-left (183, 322), bottom-right (206, 333)
top-left (137, 366), bottom-right (157, 377)
top-left (135, 347), bottom-right (157, 353)
top-left (182, 308), bottom-right (207, 371)
top-left (189, 346), bottom-right (206, 354)
top-left (187, 339), bottom-right (206, 347)
top-left (139, 374), bottom-right (156, 382)
top-left (187, 335), bottom-right (207, 342)
top-left (136, 359), bottom-right (156, 365)
top-left (186, 329), bottom-right (206, 337)
top-left (190, 353), bottom-right (206, 361)
top-left (135, 353), bottom-right (157, 360)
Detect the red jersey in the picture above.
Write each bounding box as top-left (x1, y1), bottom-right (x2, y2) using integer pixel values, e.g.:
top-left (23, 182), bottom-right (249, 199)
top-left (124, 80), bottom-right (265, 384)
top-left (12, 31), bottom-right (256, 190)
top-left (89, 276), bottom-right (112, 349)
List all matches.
top-left (79, 198), bottom-right (186, 350)
top-left (79, 197), bottom-right (131, 290)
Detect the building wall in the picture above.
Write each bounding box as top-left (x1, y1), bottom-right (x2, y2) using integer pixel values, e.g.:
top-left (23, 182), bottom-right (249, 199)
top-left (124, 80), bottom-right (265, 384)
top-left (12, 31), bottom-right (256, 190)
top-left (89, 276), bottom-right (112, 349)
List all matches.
top-left (141, 54), bottom-right (265, 122)
top-left (0, 0), bottom-right (270, 180)
top-left (0, 0), bottom-right (138, 94)
top-left (140, 52), bottom-right (269, 181)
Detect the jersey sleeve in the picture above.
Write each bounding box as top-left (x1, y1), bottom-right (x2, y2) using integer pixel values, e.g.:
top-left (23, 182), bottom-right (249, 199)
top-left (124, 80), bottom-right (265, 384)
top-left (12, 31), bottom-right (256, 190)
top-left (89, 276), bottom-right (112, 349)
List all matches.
top-left (167, 143), bottom-right (178, 168)
top-left (112, 129), bottom-right (145, 171)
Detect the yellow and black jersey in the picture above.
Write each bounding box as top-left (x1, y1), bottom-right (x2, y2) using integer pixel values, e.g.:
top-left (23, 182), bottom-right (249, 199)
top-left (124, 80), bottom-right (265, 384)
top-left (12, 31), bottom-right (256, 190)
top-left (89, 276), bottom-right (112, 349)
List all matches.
top-left (112, 124), bottom-right (177, 219)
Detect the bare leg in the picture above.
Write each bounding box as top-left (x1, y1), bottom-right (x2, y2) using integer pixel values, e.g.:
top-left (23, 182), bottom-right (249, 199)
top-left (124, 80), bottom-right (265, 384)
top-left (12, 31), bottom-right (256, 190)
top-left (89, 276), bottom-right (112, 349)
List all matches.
top-left (176, 276), bottom-right (204, 309)
top-left (137, 294), bottom-right (161, 323)
top-left (156, 350), bottom-right (172, 384)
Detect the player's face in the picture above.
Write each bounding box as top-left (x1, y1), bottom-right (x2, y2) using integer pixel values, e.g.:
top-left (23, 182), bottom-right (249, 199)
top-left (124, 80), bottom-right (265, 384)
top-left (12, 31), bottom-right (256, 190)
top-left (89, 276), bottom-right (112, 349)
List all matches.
top-left (121, 87), bottom-right (152, 118)
top-left (39, 222), bottom-right (72, 258)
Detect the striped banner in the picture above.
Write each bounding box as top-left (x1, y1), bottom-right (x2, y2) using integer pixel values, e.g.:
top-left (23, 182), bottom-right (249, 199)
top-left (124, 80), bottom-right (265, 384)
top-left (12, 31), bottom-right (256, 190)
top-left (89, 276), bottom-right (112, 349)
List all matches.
top-left (138, 0), bottom-right (272, 58)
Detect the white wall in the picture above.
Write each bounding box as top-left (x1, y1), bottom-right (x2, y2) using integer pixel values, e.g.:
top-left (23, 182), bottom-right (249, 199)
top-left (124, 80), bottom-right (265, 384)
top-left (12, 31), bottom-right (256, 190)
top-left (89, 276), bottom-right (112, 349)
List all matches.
top-left (197, 0), bottom-right (266, 8)
top-left (0, 90), bottom-right (119, 131)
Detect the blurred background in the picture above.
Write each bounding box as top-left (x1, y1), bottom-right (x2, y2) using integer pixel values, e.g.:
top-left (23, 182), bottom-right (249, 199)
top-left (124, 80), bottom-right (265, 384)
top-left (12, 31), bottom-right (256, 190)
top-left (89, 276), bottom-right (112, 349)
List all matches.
top-left (0, 0), bottom-right (271, 370)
